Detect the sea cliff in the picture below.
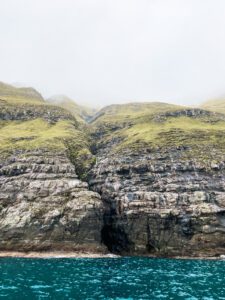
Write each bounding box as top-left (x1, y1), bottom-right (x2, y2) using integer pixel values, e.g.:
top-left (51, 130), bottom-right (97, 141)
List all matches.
top-left (1, 83), bottom-right (225, 257)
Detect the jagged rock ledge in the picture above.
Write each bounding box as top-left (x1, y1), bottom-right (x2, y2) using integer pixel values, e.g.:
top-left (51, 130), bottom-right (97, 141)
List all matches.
top-left (1, 95), bottom-right (225, 259)
top-left (0, 150), bottom-right (106, 253)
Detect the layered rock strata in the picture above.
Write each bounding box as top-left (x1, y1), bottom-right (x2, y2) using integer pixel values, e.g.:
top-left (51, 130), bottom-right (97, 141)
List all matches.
top-left (90, 148), bottom-right (225, 256)
top-left (0, 150), bottom-right (105, 252)
top-left (1, 95), bottom-right (225, 258)
top-left (89, 116), bottom-right (225, 257)
top-left (0, 100), bottom-right (75, 123)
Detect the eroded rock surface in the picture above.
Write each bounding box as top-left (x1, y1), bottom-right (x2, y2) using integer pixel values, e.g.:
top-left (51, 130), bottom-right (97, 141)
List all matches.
top-left (1, 94), bottom-right (225, 258)
top-left (0, 100), bottom-right (75, 123)
top-left (0, 150), bottom-right (105, 252)
top-left (90, 142), bottom-right (225, 257)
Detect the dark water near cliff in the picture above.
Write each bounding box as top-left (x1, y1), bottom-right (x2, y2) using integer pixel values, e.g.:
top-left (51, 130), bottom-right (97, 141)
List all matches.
top-left (0, 257), bottom-right (225, 299)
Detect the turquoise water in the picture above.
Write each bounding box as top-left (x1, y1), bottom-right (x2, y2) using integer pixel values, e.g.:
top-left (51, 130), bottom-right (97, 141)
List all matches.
top-left (0, 257), bottom-right (225, 299)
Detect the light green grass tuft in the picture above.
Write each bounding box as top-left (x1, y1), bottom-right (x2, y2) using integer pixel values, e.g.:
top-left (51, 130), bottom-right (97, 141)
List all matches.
top-left (0, 119), bottom-right (81, 155)
top-left (0, 82), bottom-right (44, 105)
top-left (120, 116), bottom-right (225, 148)
top-left (91, 102), bottom-right (184, 127)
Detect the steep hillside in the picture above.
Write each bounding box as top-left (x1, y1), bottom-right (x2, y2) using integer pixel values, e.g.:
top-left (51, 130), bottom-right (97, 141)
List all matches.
top-left (91, 102), bottom-right (183, 126)
top-left (91, 102), bottom-right (225, 158)
top-left (0, 84), bottom-right (105, 253)
top-left (0, 82), bottom-right (44, 104)
top-left (47, 95), bottom-right (97, 123)
top-left (89, 102), bottom-right (225, 256)
top-left (200, 98), bottom-right (225, 114)
top-left (1, 86), bottom-right (225, 257)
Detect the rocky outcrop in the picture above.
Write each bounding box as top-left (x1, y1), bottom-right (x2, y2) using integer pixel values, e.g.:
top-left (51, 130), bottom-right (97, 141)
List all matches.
top-left (89, 137), bottom-right (225, 257)
top-left (1, 94), bottom-right (225, 258)
top-left (0, 100), bottom-right (75, 124)
top-left (0, 150), bottom-right (105, 253)
top-left (152, 108), bottom-right (225, 123)
top-left (90, 150), bottom-right (225, 256)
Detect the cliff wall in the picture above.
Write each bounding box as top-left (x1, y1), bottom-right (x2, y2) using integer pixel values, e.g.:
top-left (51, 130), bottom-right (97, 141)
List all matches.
top-left (1, 90), bottom-right (225, 257)
top-left (89, 106), bottom-right (225, 257)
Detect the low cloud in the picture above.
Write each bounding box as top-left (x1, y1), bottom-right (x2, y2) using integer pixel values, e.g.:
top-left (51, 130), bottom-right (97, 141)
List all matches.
top-left (0, 0), bottom-right (225, 107)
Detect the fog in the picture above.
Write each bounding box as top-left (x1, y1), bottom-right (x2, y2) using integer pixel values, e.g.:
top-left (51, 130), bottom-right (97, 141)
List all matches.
top-left (1, 0), bottom-right (225, 107)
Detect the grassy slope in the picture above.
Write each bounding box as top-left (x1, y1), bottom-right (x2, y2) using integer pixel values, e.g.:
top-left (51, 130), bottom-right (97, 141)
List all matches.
top-left (0, 119), bottom-right (81, 154)
top-left (0, 82), bottom-right (44, 104)
top-left (0, 82), bottom-right (96, 179)
top-left (91, 102), bottom-right (225, 161)
top-left (1, 79), bottom-right (225, 167)
top-left (200, 99), bottom-right (225, 114)
top-left (121, 116), bottom-right (225, 148)
top-left (0, 84), bottom-right (94, 178)
top-left (91, 102), bottom-right (183, 126)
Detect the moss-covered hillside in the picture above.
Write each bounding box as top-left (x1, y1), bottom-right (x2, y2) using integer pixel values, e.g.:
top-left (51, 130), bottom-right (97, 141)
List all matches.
top-left (0, 82), bottom-right (44, 104)
top-left (91, 102), bottom-right (225, 162)
top-left (1, 80), bottom-right (225, 174)
top-left (0, 82), bottom-right (95, 179)
top-left (0, 118), bottom-right (79, 153)
top-left (91, 102), bottom-right (183, 127)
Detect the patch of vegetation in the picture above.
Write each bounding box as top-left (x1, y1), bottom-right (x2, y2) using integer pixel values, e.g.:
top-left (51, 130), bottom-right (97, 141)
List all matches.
top-left (92, 102), bottom-right (225, 162)
top-left (2, 79), bottom-right (225, 175)
top-left (120, 116), bottom-right (225, 149)
top-left (0, 81), bottom-right (44, 104)
top-left (0, 119), bottom-right (79, 156)
top-left (91, 102), bottom-right (184, 127)
top-left (0, 82), bottom-right (96, 180)
top-left (200, 99), bottom-right (225, 114)
top-left (65, 137), bottom-right (96, 180)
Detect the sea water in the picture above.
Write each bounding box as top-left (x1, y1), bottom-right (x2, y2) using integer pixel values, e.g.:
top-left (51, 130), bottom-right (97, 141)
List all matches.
top-left (0, 257), bottom-right (224, 299)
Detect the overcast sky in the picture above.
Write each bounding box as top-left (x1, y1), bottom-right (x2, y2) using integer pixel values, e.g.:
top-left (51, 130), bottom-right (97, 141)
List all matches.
top-left (0, 0), bottom-right (225, 107)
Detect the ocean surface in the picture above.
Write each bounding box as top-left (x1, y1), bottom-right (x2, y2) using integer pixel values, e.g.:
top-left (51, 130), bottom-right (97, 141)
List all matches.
top-left (0, 257), bottom-right (224, 299)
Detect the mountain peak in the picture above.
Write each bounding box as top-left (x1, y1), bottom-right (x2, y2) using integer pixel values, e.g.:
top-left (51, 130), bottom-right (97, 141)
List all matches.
top-left (0, 81), bottom-right (44, 103)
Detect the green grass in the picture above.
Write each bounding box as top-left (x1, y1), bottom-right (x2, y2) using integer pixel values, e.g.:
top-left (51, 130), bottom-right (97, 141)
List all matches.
top-left (93, 102), bottom-right (183, 121)
top-left (1, 79), bottom-right (225, 169)
top-left (91, 102), bottom-right (184, 131)
top-left (1, 95), bottom-right (43, 105)
top-left (0, 82), bottom-right (44, 105)
top-left (200, 99), bottom-right (225, 114)
top-left (0, 117), bottom-right (95, 179)
top-left (92, 102), bottom-right (225, 163)
top-left (120, 116), bottom-right (225, 148)
top-left (0, 119), bottom-right (80, 155)
top-left (0, 82), bottom-right (96, 178)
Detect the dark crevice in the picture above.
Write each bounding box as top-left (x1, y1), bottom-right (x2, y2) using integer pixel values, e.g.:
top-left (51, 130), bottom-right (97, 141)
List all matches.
top-left (101, 222), bottom-right (134, 254)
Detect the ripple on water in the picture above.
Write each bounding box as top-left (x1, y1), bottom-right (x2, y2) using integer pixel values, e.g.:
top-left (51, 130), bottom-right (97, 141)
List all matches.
top-left (0, 258), bottom-right (225, 299)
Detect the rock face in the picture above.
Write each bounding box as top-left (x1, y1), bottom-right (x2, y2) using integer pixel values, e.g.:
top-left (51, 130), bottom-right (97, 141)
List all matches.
top-left (89, 147), bottom-right (225, 257)
top-left (88, 106), bottom-right (225, 257)
top-left (0, 82), bottom-right (106, 253)
top-left (0, 99), bottom-right (75, 123)
top-left (1, 88), bottom-right (225, 258)
top-left (0, 150), bottom-right (105, 252)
